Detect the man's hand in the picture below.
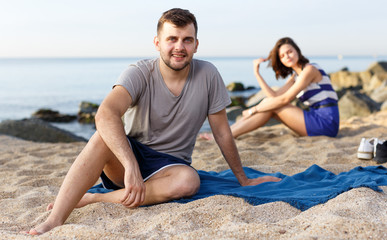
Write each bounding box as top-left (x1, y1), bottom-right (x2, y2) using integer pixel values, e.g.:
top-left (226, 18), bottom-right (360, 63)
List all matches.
top-left (241, 176), bottom-right (281, 186)
top-left (120, 168), bottom-right (146, 208)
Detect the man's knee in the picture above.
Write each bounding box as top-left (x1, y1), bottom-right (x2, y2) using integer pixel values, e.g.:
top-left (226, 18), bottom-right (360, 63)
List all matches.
top-left (86, 131), bottom-right (118, 165)
top-left (168, 167), bottom-right (200, 198)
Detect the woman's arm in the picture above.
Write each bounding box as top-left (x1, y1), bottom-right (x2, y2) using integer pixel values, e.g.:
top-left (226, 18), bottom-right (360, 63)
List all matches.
top-left (247, 64), bottom-right (320, 115)
top-left (253, 58), bottom-right (278, 97)
top-left (253, 58), bottom-right (296, 97)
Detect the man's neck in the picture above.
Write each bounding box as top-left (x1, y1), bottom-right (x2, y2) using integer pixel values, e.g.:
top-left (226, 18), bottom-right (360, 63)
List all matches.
top-left (159, 59), bottom-right (191, 96)
top-left (159, 58), bottom-right (190, 81)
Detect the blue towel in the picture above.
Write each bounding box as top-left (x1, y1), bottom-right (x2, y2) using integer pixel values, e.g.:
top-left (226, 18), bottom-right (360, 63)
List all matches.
top-left (88, 164), bottom-right (387, 211)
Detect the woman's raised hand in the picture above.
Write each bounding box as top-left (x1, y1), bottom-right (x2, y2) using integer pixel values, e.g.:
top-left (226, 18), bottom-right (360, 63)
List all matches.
top-left (253, 58), bottom-right (268, 74)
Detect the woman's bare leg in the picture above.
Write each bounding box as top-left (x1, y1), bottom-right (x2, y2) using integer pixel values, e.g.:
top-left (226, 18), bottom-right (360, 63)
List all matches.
top-left (230, 111), bottom-right (273, 138)
top-left (230, 104), bottom-right (307, 138)
top-left (274, 104), bottom-right (307, 136)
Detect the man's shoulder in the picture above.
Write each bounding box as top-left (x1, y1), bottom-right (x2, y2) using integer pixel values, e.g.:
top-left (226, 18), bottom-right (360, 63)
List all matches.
top-left (120, 58), bottom-right (158, 80)
top-left (192, 59), bottom-right (218, 74)
top-left (130, 58), bottom-right (158, 71)
top-left (192, 58), bottom-right (216, 68)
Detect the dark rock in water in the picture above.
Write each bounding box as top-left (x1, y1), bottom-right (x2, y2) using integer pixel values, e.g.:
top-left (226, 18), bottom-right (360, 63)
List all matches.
top-left (78, 101), bottom-right (99, 124)
top-left (230, 96), bottom-right (246, 108)
top-left (0, 119), bottom-right (86, 143)
top-left (226, 106), bottom-right (244, 122)
top-left (227, 82), bottom-right (245, 92)
top-left (246, 86), bottom-right (257, 90)
top-left (32, 109), bottom-right (77, 122)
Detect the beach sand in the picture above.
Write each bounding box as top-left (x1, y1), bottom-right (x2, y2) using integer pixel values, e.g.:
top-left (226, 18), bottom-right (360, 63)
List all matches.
top-left (1, 111), bottom-right (387, 239)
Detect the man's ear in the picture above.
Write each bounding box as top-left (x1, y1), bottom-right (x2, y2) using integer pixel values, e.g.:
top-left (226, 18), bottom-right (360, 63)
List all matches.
top-left (194, 38), bottom-right (199, 53)
top-left (154, 36), bottom-right (160, 51)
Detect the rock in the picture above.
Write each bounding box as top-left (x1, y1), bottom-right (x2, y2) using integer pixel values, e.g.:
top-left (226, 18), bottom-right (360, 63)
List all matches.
top-left (78, 101), bottom-right (99, 124)
top-left (229, 96), bottom-right (246, 108)
top-left (338, 91), bottom-right (380, 119)
top-left (381, 101), bottom-right (387, 111)
top-left (363, 73), bottom-right (387, 93)
top-left (32, 109), bottom-right (76, 122)
top-left (226, 106), bottom-right (244, 122)
top-left (335, 86), bottom-right (362, 100)
top-left (367, 61), bottom-right (387, 74)
top-left (330, 71), bottom-right (362, 90)
top-left (0, 119), bottom-right (86, 143)
top-left (246, 91), bottom-right (266, 107)
top-left (226, 82), bottom-right (245, 92)
top-left (370, 80), bottom-right (387, 103)
top-left (246, 87), bottom-right (280, 107)
top-left (358, 70), bottom-right (373, 86)
top-left (246, 86), bottom-right (257, 90)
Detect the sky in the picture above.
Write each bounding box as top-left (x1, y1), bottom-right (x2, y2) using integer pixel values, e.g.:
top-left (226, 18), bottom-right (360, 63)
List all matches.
top-left (1, 0), bottom-right (386, 58)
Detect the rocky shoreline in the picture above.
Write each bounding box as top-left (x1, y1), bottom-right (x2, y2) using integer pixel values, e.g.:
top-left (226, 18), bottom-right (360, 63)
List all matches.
top-left (1, 61), bottom-right (386, 143)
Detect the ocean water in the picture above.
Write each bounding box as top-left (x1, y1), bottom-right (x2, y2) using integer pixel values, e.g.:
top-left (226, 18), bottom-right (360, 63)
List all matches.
top-left (1, 56), bottom-right (386, 139)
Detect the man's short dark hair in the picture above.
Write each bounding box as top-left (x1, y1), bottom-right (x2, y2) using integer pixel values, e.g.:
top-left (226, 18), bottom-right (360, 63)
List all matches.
top-left (157, 8), bottom-right (198, 37)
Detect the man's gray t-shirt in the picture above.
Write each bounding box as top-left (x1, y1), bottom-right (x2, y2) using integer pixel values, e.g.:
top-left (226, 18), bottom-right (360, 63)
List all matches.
top-left (114, 58), bottom-right (231, 163)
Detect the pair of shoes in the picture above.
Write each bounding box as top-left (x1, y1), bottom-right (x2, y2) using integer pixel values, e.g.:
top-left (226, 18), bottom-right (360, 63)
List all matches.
top-left (357, 138), bottom-right (385, 160)
top-left (374, 141), bottom-right (387, 164)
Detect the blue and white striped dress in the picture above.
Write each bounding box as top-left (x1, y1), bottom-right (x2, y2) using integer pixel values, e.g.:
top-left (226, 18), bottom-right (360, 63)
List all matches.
top-left (296, 63), bottom-right (338, 108)
top-left (296, 63), bottom-right (340, 137)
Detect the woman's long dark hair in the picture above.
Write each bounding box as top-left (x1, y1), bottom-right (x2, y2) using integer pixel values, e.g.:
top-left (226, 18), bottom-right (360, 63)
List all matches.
top-left (268, 37), bottom-right (309, 79)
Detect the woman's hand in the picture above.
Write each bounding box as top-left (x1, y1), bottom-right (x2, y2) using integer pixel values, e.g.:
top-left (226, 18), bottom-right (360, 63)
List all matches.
top-left (253, 58), bottom-right (268, 74)
top-left (242, 106), bottom-right (257, 118)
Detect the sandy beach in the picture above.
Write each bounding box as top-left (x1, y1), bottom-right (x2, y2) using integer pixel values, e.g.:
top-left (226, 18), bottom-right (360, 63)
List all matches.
top-left (1, 111), bottom-right (386, 239)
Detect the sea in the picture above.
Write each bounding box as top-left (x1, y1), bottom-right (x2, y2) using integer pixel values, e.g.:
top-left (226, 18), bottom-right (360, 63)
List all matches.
top-left (1, 56), bottom-right (386, 139)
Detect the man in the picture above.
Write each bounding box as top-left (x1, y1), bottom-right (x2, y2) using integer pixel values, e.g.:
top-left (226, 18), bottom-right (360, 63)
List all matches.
top-left (27, 8), bottom-right (280, 235)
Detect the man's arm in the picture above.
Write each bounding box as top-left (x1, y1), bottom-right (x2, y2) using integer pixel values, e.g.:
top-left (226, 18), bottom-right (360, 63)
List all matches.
top-left (95, 85), bottom-right (146, 207)
top-left (208, 109), bottom-right (281, 186)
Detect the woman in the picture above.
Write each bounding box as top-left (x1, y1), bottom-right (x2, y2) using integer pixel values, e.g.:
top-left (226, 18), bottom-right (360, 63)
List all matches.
top-left (229, 37), bottom-right (339, 138)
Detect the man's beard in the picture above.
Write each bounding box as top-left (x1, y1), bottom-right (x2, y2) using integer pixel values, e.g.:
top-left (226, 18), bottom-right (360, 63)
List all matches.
top-left (160, 54), bottom-right (191, 71)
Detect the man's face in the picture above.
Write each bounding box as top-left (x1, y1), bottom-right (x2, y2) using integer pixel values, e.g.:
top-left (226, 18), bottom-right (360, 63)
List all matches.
top-left (154, 22), bottom-right (198, 71)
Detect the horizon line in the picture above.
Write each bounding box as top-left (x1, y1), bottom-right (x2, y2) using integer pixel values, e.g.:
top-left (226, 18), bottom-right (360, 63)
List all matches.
top-left (1, 54), bottom-right (386, 60)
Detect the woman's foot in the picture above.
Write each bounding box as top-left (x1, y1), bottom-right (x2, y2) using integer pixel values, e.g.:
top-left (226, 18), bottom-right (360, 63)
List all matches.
top-left (199, 132), bottom-right (214, 141)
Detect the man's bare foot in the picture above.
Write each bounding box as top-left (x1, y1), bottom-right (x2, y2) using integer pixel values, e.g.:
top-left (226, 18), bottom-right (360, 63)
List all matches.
top-left (25, 220), bottom-right (61, 235)
top-left (46, 193), bottom-right (95, 211)
top-left (199, 132), bottom-right (214, 141)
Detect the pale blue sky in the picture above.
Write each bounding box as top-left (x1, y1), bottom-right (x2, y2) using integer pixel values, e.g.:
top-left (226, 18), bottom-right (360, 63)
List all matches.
top-left (1, 0), bottom-right (386, 58)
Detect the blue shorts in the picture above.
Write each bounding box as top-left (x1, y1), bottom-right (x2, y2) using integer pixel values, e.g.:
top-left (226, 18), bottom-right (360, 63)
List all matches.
top-left (100, 136), bottom-right (191, 191)
top-left (304, 105), bottom-right (340, 137)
